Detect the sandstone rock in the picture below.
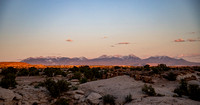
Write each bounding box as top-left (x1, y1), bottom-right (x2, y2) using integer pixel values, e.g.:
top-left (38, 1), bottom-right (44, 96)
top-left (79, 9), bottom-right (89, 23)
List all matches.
top-left (14, 93), bottom-right (22, 100)
top-left (74, 94), bottom-right (84, 100)
top-left (184, 75), bottom-right (197, 81)
top-left (0, 87), bottom-right (15, 102)
top-left (71, 79), bottom-right (79, 82)
top-left (142, 76), bottom-right (153, 83)
top-left (86, 92), bottom-right (102, 104)
top-left (188, 80), bottom-right (200, 86)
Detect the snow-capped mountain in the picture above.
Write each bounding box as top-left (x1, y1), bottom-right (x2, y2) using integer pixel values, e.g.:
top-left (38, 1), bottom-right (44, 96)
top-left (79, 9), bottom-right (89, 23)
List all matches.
top-left (21, 55), bottom-right (200, 66)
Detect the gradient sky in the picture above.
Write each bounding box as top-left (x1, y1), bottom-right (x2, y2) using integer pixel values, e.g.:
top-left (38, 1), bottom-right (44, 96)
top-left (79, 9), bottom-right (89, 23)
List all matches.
top-left (0, 0), bottom-right (200, 62)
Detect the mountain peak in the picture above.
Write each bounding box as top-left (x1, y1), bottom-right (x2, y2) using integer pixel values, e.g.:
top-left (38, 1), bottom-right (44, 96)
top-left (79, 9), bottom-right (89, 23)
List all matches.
top-left (21, 55), bottom-right (200, 66)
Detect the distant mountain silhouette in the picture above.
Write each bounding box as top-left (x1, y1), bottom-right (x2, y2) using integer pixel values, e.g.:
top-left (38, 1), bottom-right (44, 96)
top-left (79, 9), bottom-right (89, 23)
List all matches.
top-left (21, 55), bottom-right (200, 66)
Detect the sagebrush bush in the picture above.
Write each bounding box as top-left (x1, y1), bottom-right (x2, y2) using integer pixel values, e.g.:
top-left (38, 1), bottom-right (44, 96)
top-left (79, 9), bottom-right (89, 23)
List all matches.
top-left (32, 102), bottom-right (38, 105)
top-left (188, 84), bottom-right (200, 101)
top-left (164, 72), bottom-right (177, 81)
top-left (71, 86), bottom-right (78, 90)
top-left (80, 77), bottom-right (88, 84)
top-left (174, 79), bottom-right (200, 101)
top-left (142, 84), bottom-right (156, 96)
top-left (29, 67), bottom-right (39, 76)
top-left (174, 79), bottom-right (188, 97)
top-left (44, 79), bottom-right (70, 98)
top-left (72, 72), bottom-right (82, 80)
top-left (124, 94), bottom-right (132, 103)
top-left (44, 68), bottom-right (54, 77)
top-left (53, 98), bottom-right (69, 105)
top-left (1, 67), bottom-right (17, 75)
top-left (0, 73), bottom-right (17, 89)
top-left (18, 68), bottom-right (29, 76)
top-left (103, 94), bottom-right (115, 105)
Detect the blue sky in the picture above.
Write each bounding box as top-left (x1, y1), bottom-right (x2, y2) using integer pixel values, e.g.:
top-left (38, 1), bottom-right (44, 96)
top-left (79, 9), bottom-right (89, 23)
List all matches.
top-left (0, 0), bottom-right (200, 62)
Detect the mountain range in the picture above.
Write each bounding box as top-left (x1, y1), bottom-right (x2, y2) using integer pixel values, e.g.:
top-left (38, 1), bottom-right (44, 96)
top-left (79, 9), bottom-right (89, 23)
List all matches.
top-left (21, 55), bottom-right (200, 66)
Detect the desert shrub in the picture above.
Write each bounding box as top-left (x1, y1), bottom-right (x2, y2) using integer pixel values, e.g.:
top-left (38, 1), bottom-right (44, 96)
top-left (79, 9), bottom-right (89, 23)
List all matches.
top-left (68, 66), bottom-right (79, 73)
top-left (44, 79), bottom-right (70, 98)
top-left (71, 86), bottom-right (78, 90)
top-left (44, 68), bottom-right (54, 77)
top-left (188, 84), bottom-right (200, 101)
top-left (174, 79), bottom-right (188, 97)
top-left (150, 67), bottom-right (161, 74)
top-left (1, 67), bottom-right (17, 75)
top-left (114, 66), bottom-right (121, 69)
top-left (79, 65), bottom-right (90, 73)
top-left (164, 72), bottom-right (177, 81)
top-left (34, 81), bottom-right (45, 88)
top-left (84, 69), bottom-right (93, 80)
top-left (32, 102), bottom-right (38, 105)
top-left (144, 64), bottom-right (150, 71)
top-left (174, 79), bottom-right (200, 101)
top-left (54, 69), bottom-right (66, 77)
top-left (142, 84), bottom-right (156, 96)
top-left (124, 94), bottom-right (132, 103)
top-left (92, 68), bottom-right (102, 79)
top-left (44, 68), bottom-right (66, 77)
top-left (80, 77), bottom-right (88, 84)
top-left (29, 67), bottom-right (39, 76)
top-left (53, 98), bottom-right (69, 105)
top-left (103, 94), bottom-right (115, 105)
top-left (56, 79), bottom-right (70, 92)
top-left (61, 71), bottom-right (67, 77)
top-left (72, 72), bottom-right (82, 80)
top-left (44, 79), bottom-right (58, 97)
top-left (0, 73), bottom-right (17, 89)
top-left (18, 68), bottom-right (29, 76)
top-left (157, 64), bottom-right (169, 71)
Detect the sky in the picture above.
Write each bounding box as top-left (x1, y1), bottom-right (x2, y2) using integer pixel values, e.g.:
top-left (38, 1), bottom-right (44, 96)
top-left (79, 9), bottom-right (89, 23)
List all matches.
top-left (0, 0), bottom-right (200, 62)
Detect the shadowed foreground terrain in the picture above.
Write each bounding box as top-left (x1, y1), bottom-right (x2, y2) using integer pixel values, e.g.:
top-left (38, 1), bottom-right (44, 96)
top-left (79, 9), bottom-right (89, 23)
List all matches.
top-left (0, 65), bottom-right (200, 105)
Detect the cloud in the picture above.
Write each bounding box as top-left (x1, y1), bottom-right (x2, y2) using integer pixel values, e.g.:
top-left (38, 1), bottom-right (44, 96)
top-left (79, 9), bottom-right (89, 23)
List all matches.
top-left (187, 39), bottom-right (197, 42)
top-left (117, 42), bottom-right (130, 44)
top-left (174, 38), bottom-right (185, 42)
top-left (187, 32), bottom-right (196, 35)
top-left (110, 45), bottom-right (115, 47)
top-left (102, 36), bottom-right (108, 39)
top-left (66, 39), bottom-right (73, 42)
top-left (177, 53), bottom-right (200, 58)
top-left (187, 38), bottom-right (200, 42)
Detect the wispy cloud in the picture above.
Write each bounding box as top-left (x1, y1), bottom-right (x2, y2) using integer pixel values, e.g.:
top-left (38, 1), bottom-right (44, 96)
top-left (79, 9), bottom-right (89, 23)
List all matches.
top-left (187, 39), bottom-right (200, 42)
top-left (102, 36), bottom-right (108, 39)
top-left (110, 45), bottom-right (115, 47)
top-left (186, 32), bottom-right (196, 35)
top-left (174, 38), bottom-right (200, 42)
top-left (174, 38), bottom-right (185, 42)
top-left (177, 53), bottom-right (200, 58)
top-left (66, 39), bottom-right (73, 42)
top-left (117, 42), bottom-right (130, 44)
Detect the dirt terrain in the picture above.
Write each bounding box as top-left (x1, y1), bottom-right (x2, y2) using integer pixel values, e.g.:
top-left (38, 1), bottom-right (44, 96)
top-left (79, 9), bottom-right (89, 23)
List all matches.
top-left (0, 66), bottom-right (200, 105)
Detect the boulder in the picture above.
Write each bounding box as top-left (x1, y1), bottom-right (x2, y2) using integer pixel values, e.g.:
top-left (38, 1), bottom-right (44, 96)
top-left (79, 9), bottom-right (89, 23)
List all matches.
top-left (14, 93), bottom-right (22, 100)
top-left (184, 75), bottom-right (197, 81)
top-left (0, 87), bottom-right (15, 102)
top-left (86, 92), bottom-right (102, 104)
top-left (70, 79), bottom-right (79, 82)
top-left (142, 76), bottom-right (153, 83)
top-left (74, 94), bottom-right (84, 100)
